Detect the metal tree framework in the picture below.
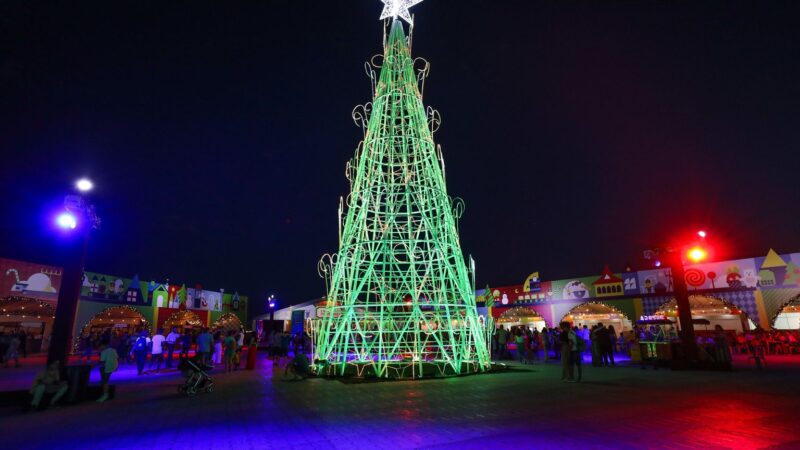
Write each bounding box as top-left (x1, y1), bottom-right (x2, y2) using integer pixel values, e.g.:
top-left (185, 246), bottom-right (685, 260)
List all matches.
top-left (312, 19), bottom-right (492, 378)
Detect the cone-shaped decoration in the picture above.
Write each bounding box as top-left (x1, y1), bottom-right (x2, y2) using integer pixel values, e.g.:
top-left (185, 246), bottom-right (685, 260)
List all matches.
top-left (313, 20), bottom-right (491, 378)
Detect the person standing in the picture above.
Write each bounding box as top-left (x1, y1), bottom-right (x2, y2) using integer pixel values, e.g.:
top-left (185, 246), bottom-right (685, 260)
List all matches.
top-left (81, 332), bottom-right (93, 364)
top-left (713, 325), bottom-right (732, 367)
top-left (29, 361), bottom-right (68, 410)
top-left (235, 331), bottom-right (245, 370)
top-left (571, 326), bottom-right (584, 382)
top-left (165, 327), bottom-right (180, 368)
top-left (196, 328), bottom-right (212, 365)
top-left (4, 332), bottom-right (21, 368)
top-left (541, 327), bottom-right (550, 362)
top-left (280, 330), bottom-right (291, 365)
top-left (224, 330), bottom-right (237, 374)
top-left (270, 330), bottom-right (282, 364)
top-left (149, 328), bottom-right (165, 372)
top-left (18, 330), bottom-right (27, 358)
top-left (212, 333), bottom-right (223, 366)
top-left (130, 330), bottom-right (149, 375)
top-left (559, 322), bottom-right (573, 381)
top-left (116, 332), bottom-right (129, 365)
top-left (515, 330), bottom-right (526, 364)
top-left (96, 340), bottom-right (118, 402)
top-left (496, 325), bottom-right (508, 360)
top-left (180, 329), bottom-right (193, 358)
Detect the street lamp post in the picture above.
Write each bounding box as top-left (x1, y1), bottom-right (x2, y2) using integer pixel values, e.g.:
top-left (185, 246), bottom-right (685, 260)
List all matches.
top-left (47, 180), bottom-right (100, 368)
top-left (267, 295), bottom-right (276, 332)
top-left (666, 250), bottom-right (699, 362)
top-left (645, 230), bottom-right (711, 365)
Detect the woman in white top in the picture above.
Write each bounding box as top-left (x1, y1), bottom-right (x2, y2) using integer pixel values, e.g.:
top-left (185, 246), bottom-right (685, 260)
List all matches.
top-left (212, 333), bottom-right (223, 366)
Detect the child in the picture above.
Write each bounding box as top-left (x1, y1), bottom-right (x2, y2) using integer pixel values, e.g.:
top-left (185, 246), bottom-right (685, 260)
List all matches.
top-left (97, 339), bottom-right (118, 402)
top-left (284, 352), bottom-right (309, 381)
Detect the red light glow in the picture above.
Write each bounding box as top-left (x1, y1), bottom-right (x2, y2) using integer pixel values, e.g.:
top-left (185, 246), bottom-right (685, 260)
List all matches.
top-left (687, 246), bottom-right (708, 263)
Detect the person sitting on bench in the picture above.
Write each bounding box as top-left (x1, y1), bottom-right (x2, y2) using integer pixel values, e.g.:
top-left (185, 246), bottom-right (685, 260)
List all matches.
top-left (29, 361), bottom-right (68, 410)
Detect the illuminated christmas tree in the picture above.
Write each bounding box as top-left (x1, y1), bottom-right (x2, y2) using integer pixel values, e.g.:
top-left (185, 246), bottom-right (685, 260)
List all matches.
top-left (312, 2), bottom-right (491, 378)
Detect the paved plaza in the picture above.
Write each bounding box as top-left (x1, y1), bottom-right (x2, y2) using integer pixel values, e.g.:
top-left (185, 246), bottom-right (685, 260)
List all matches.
top-left (2, 353), bottom-right (799, 449)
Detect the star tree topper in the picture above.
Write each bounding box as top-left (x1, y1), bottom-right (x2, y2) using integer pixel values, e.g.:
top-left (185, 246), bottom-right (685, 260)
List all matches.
top-left (379, 0), bottom-right (424, 25)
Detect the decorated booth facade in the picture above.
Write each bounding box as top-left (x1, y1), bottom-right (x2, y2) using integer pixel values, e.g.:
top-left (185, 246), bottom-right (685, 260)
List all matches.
top-left (1, 257), bottom-right (249, 353)
top-left (481, 248), bottom-right (800, 332)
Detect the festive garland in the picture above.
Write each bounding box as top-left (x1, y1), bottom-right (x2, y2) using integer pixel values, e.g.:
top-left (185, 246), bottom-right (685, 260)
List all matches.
top-left (212, 312), bottom-right (244, 332)
top-left (73, 305), bottom-right (151, 352)
top-left (564, 300), bottom-right (630, 324)
top-left (768, 293), bottom-right (800, 328)
top-left (653, 295), bottom-right (741, 317)
top-left (0, 296), bottom-right (56, 320)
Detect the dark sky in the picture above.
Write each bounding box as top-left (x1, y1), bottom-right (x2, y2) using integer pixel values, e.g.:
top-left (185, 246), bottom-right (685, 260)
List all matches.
top-left (2, 1), bottom-right (799, 315)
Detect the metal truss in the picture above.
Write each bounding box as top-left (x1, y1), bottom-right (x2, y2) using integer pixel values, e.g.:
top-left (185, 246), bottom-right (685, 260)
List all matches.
top-left (312, 19), bottom-right (491, 378)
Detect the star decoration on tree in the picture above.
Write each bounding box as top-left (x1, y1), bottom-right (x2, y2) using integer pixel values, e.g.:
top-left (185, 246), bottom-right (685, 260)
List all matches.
top-left (379, 0), bottom-right (424, 25)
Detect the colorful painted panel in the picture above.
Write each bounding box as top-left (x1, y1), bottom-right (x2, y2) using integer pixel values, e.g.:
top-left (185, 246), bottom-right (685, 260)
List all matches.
top-left (1, 258), bottom-right (62, 300)
top-left (637, 269), bottom-right (673, 295)
top-left (684, 258), bottom-right (759, 290)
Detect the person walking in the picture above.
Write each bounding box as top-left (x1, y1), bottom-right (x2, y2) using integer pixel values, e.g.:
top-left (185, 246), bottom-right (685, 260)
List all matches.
top-left (96, 340), bottom-right (118, 402)
top-left (224, 330), bottom-right (237, 374)
top-left (131, 330), bottom-right (149, 375)
top-left (149, 328), bottom-right (165, 372)
top-left (165, 327), bottom-right (180, 368)
top-left (29, 361), bottom-right (68, 410)
top-left (559, 322), bottom-right (573, 381)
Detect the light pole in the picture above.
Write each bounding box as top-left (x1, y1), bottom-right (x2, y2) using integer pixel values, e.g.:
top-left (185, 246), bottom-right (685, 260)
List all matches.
top-left (48, 179), bottom-right (100, 368)
top-left (267, 295), bottom-right (276, 331)
top-left (644, 230), bottom-right (711, 365)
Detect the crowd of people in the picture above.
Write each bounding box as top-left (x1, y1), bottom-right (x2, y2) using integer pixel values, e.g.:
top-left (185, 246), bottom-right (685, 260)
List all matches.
top-left (78, 326), bottom-right (249, 375)
top-left (492, 322), bottom-right (622, 370)
top-left (264, 329), bottom-right (311, 380)
top-left (493, 322), bottom-right (800, 372)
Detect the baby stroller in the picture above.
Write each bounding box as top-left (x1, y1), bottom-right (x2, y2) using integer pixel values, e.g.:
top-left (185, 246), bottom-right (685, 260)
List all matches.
top-left (177, 355), bottom-right (214, 396)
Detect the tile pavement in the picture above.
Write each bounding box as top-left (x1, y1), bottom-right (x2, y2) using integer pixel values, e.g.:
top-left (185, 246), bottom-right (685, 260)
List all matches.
top-left (2, 354), bottom-right (800, 449)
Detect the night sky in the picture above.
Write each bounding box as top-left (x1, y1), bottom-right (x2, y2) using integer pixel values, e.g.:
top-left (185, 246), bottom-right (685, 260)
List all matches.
top-left (2, 1), bottom-right (799, 315)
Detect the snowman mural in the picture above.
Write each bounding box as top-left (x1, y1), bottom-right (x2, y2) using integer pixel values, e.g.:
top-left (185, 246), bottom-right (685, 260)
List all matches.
top-left (563, 281), bottom-right (589, 300)
top-left (742, 269), bottom-right (760, 288)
